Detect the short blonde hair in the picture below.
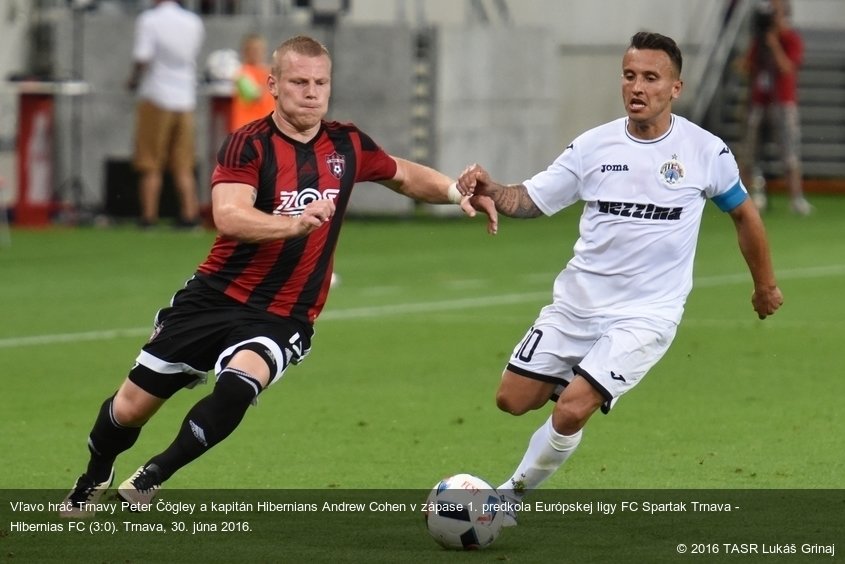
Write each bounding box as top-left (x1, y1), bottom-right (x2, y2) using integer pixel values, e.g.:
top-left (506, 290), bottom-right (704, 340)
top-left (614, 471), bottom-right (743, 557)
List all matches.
top-left (271, 35), bottom-right (331, 76)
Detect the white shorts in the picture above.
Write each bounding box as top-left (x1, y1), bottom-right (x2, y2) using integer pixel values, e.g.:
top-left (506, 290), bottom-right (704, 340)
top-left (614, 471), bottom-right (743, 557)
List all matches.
top-left (506, 304), bottom-right (678, 413)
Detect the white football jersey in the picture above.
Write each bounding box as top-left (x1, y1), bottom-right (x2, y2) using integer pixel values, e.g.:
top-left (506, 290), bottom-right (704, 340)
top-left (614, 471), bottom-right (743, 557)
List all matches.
top-left (525, 115), bottom-right (747, 323)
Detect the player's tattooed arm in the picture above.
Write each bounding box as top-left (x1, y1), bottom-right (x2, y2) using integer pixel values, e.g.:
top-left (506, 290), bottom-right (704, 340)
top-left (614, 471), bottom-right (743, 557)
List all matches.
top-left (457, 163), bottom-right (542, 220)
top-left (487, 183), bottom-right (543, 218)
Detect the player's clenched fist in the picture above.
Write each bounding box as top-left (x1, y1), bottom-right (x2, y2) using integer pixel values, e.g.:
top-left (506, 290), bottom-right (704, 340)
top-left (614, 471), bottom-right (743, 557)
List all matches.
top-left (297, 199), bottom-right (336, 235)
top-left (456, 163), bottom-right (492, 196)
top-left (752, 285), bottom-right (784, 320)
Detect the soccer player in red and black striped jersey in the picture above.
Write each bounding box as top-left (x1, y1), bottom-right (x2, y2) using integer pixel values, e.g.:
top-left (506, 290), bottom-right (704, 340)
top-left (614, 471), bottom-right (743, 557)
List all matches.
top-left (60, 35), bottom-right (494, 516)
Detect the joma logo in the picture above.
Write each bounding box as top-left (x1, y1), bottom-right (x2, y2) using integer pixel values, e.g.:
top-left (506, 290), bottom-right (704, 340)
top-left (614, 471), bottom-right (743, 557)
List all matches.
top-left (600, 164), bottom-right (630, 173)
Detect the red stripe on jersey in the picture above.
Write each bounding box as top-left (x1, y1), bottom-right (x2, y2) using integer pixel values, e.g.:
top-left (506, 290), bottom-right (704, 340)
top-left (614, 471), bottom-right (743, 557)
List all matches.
top-left (224, 130), bottom-right (245, 169)
top-left (226, 240), bottom-right (286, 304)
top-left (212, 121), bottom-right (271, 188)
top-left (197, 236), bottom-right (238, 277)
top-left (270, 224), bottom-right (331, 322)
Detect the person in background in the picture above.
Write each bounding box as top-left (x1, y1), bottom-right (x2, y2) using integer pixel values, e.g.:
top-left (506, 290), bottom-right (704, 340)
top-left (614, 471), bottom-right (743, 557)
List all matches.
top-left (127, 0), bottom-right (205, 229)
top-left (739, 0), bottom-right (811, 215)
top-left (230, 33), bottom-right (276, 131)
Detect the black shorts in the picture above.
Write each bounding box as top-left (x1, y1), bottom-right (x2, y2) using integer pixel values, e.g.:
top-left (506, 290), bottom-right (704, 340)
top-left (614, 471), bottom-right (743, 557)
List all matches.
top-left (130, 277), bottom-right (313, 398)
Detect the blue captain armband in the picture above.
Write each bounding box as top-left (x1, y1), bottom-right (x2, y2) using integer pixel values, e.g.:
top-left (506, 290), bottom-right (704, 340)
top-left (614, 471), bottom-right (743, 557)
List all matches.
top-left (711, 182), bottom-right (748, 212)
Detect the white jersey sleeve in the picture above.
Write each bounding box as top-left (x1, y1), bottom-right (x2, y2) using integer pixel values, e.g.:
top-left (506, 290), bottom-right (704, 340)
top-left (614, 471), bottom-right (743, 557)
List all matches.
top-left (706, 145), bottom-right (748, 212)
top-left (523, 145), bottom-right (581, 215)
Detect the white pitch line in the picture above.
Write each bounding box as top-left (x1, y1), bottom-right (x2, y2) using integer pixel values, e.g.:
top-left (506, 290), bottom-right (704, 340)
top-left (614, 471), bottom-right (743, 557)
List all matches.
top-left (0, 327), bottom-right (152, 348)
top-left (321, 291), bottom-right (549, 320)
top-left (694, 264), bottom-right (845, 287)
top-left (0, 264), bottom-right (842, 349)
top-left (0, 293), bottom-right (550, 349)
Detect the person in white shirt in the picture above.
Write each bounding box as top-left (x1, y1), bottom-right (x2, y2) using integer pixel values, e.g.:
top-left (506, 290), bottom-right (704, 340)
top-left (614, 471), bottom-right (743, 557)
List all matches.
top-left (127, 0), bottom-right (205, 228)
top-left (457, 31), bottom-right (784, 526)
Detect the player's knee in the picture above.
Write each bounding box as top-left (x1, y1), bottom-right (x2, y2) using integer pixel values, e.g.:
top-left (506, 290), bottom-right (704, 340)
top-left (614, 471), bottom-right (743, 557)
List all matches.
top-left (495, 389), bottom-right (544, 416)
top-left (552, 398), bottom-right (602, 435)
top-left (112, 391), bottom-right (158, 427)
top-left (551, 374), bottom-right (605, 433)
top-left (213, 368), bottom-right (262, 408)
top-left (496, 372), bottom-right (554, 415)
top-left (495, 391), bottom-right (523, 415)
top-left (223, 342), bottom-right (277, 388)
top-left (551, 407), bottom-right (590, 436)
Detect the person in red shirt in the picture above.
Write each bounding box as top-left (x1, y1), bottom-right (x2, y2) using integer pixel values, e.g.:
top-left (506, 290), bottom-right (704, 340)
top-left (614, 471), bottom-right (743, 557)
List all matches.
top-left (230, 33), bottom-right (276, 131)
top-left (60, 35), bottom-right (495, 516)
top-left (740, 0), bottom-right (812, 215)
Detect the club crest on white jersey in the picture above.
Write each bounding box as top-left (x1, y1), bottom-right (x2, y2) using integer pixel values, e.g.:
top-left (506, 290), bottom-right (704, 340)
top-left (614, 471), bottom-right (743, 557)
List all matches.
top-left (659, 154), bottom-right (685, 185)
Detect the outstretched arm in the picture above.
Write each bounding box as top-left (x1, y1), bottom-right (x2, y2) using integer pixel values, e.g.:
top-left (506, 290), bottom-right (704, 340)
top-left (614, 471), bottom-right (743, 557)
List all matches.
top-left (380, 157), bottom-right (453, 203)
top-left (729, 198), bottom-right (783, 319)
top-left (380, 157), bottom-right (498, 233)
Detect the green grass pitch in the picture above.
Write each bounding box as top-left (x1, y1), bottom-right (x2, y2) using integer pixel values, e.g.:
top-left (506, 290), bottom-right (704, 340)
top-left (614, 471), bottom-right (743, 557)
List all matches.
top-left (1, 195), bottom-right (843, 562)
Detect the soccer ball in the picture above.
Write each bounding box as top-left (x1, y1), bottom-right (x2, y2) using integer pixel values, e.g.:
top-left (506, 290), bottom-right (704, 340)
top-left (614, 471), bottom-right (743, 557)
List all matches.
top-left (424, 473), bottom-right (504, 550)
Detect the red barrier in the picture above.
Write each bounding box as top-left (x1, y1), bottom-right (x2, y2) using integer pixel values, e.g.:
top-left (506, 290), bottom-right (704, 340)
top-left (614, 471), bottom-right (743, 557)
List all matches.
top-left (15, 88), bottom-right (55, 226)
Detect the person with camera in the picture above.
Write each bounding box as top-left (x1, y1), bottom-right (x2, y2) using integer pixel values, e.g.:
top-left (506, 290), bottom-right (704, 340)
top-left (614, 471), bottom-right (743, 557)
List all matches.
top-left (739, 0), bottom-right (811, 215)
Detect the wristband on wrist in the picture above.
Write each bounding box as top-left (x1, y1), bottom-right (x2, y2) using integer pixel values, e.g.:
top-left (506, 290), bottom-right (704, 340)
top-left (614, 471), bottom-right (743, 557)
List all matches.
top-left (446, 182), bottom-right (462, 204)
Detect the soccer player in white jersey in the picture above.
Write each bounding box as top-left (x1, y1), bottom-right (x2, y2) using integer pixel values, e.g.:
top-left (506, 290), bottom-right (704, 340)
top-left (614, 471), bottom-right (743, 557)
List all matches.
top-left (457, 31), bottom-right (784, 526)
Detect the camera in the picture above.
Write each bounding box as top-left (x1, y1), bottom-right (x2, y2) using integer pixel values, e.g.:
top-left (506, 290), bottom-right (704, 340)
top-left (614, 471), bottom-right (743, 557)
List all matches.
top-left (752, 1), bottom-right (775, 37)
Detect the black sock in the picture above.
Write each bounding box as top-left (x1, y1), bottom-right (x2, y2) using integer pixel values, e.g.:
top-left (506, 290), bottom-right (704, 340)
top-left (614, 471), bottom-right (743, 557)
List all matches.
top-left (85, 395), bottom-right (141, 482)
top-left (148, 369), bottom-right (261, 482)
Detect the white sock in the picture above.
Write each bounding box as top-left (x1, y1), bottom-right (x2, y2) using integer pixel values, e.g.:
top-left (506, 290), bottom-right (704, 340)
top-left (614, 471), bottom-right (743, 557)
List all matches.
top-left (498, 416), bottom-right (582, 498)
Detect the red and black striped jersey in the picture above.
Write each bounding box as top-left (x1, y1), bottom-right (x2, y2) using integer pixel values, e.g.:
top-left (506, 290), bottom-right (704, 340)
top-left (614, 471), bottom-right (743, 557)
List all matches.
top-left (195, 116), bottom-right (397, 325)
